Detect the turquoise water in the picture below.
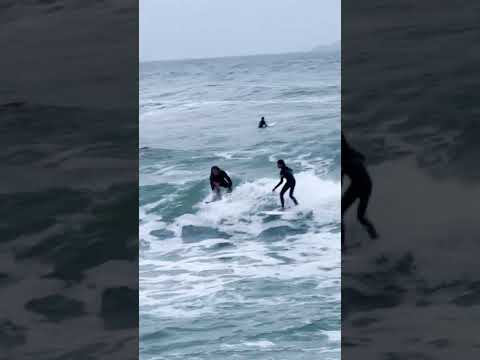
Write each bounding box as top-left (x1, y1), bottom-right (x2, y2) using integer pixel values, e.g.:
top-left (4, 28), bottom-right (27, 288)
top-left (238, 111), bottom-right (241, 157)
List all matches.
top-left (140, 51), bottom-right (341, 359)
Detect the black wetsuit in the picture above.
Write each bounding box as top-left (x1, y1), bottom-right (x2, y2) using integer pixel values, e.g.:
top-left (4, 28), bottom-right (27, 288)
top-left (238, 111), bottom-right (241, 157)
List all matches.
top-left (210, 170), bottom-right (232, 191)
top-left (341, 132), bottom-right (378, 248)
top-left (258, 119), bottom-right (267, 128)
top-left (277, 166), bottom-right (298, 208)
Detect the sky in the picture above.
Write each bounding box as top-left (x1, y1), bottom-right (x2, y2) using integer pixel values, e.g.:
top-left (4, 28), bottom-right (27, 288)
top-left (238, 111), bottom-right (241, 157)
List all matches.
top-left (140, 0), bottom-right (340, 62)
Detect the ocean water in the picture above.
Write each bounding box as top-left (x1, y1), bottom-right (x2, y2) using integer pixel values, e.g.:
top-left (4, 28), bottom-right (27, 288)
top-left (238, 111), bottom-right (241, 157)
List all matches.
top-left (139, 51), bottom-right (341, 359)
top-left (2, 1), bottom-right (137, 358)
top-left (0, 102), bottom-right (138, 358)
top-left (342, 1), bottom-right (480, 358)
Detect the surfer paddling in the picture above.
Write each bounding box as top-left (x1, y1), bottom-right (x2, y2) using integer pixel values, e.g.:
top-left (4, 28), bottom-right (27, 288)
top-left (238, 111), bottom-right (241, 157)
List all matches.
top-left (258, 116), bottom-right (268, 128)
top-left (210, 166), bottom-right (233, 200)
top-left (272, 160), bottom-right (299, 209)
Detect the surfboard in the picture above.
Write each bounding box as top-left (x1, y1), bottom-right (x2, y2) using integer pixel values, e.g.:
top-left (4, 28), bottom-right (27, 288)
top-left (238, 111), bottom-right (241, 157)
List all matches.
top-left (205, 191), bottom-right (230, 204)
top-left (205, 197), bottom-right (221, 204)
top-left (205, 196), bottom-right (220, 204)
top-left (261, 210), bottom-right (285, 215)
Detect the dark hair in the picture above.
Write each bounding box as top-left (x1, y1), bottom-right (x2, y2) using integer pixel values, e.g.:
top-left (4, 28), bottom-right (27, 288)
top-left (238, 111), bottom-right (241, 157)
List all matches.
top-left (261, 116), bottom-right (265, 120)
top-left (277, 159), bottom-right (286, 167)
top-left (211, 166), bottom-right (220, 173)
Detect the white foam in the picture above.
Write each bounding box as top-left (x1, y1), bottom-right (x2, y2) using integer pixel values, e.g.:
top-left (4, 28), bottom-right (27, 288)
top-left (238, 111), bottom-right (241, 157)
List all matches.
top-left (139, 199), bottom-right (168, 244)
top-left (323, 330), bottom-right (341, 343)
top-left (177, 171), bottom-right (340, 233)
top-left (140, 172), bottom-right (341, 320)
top-left (243, 340), bottom-right (275, 348)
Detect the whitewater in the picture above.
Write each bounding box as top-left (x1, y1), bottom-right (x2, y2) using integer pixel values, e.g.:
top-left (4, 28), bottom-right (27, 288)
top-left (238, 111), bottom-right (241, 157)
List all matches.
top-left (140, 51), bottom-right (340, 359)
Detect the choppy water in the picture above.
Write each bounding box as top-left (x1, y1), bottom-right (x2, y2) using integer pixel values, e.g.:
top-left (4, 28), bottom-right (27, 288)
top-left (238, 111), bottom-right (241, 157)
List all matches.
top-left (342, 2), bottom-right (480, 358)
top-left (140, 51), bottom-right (341, 359)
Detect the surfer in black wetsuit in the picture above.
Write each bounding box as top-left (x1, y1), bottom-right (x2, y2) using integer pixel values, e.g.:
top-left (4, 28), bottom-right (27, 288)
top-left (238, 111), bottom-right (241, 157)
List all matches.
top-left (258, 116), bottom-right (268, 128)
top-left (272, 160), bottom-right (299, 209)
top-left (341, 132), bottom-right (378, 250)
top-left (210, 166), bottom-right (233, 200)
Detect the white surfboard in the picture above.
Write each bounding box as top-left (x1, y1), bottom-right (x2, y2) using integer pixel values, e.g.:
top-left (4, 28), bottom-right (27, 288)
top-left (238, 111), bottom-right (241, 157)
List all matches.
top-left (261, 210), bottom-right (285, 215)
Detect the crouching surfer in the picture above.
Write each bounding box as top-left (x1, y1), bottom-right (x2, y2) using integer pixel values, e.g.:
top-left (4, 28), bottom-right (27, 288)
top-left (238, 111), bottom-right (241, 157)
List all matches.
top-left (210, 166), bottom-right (233, 201)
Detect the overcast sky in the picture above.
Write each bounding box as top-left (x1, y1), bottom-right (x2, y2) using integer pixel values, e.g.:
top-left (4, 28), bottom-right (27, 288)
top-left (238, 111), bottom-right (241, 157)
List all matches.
top-left (140, 0), bottom-right (340, 62)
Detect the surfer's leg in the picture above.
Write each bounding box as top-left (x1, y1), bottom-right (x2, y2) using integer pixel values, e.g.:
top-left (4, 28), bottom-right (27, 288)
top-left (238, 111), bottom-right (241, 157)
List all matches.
top-left (213, 185), bottom-right (222, 200)
top-left (341, 185), bottom-right (357, 216)
top-left (341, 185), bottom-right (358, 249)
top-left (357, 186), bottom-right (378, 239)
top-left (279, 184), bottom-right (289, 209)
top-left (219, 180), bottom-right (232, 193)
top-left (289, 183), bottom-right (299, 205)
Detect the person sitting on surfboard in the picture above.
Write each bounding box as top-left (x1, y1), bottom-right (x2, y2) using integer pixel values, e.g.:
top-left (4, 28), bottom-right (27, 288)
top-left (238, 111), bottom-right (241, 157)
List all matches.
top-left (258, 116), bottom-right (268, 128)
top-left (210, 166), bottom-right (233, 200)
top-left (272, 160), bottom-right (299, 209)
top-left (341, 131), bottom-right (378, 251)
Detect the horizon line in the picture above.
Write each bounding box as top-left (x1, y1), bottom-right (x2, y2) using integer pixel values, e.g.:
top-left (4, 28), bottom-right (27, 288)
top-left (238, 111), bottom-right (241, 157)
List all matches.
top-left (140, 40), bottom-right (340, 64)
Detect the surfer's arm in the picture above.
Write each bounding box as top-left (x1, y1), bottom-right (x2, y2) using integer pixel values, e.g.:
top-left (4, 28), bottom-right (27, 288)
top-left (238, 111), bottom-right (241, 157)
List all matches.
top-left (272, 177), bottom-right (284, 191)
top-left (351, 148), bottom-right (365, 161)
top-left (223, 172), bottom-right (233, 189)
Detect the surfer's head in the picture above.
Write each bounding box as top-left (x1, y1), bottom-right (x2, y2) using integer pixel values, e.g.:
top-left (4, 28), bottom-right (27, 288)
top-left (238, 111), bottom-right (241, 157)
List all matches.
top-left (277, 159), bottom-right (286, 169)
top-left (211, 166), bottom-right (220, 176)
top-left (261, 116), bottom-right (265, 121)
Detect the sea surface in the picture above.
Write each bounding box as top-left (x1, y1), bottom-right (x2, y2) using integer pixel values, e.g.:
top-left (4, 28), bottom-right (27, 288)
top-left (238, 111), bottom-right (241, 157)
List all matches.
top-left (139, 51), bottom-right (341, 360)
top-left (342, 1), bottom-right (480, 358)
top-left (1, 1), bottom-right (138, 359)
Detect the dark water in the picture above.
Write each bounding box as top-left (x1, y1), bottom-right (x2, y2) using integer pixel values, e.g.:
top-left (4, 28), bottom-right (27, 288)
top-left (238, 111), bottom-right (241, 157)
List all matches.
top-left (0, 102), bottom-right (138, 358)
top-left (1, 1), bottom-right (138, 359)
top-left (140, 51), bottom-right (341, 359)
top-left (342, 1), bottom-right (480, 358)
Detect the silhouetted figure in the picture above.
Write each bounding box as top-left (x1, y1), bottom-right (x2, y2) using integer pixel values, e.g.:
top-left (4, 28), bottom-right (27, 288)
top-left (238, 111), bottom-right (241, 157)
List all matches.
top-left (258, 116), bottom-right (268, 128)
top-left (272, 160), bottom-right (299, 209)
top-left (210, 166), bottom-right (233, 200)
top-left (342, 132), bottom-right (378, 251)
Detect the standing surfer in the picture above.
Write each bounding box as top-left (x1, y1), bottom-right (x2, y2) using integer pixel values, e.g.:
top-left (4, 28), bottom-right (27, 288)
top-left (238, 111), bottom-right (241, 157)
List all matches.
top-left (341, 132), bottom-right (378, 251)
top-left (210, 166), bottom-right (233, 200)
top-left (272, 160), bottom-right (299, 209)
